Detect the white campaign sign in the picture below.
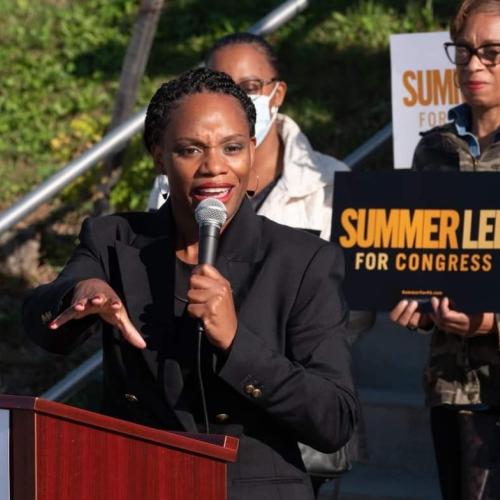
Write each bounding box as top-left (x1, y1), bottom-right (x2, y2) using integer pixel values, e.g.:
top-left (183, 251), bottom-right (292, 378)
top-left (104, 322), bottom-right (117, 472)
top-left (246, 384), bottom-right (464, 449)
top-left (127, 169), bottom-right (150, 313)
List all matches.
top-left (0, 410), bottom-right (9, 500)
top-left (390, 31), bottom-right (460, 169)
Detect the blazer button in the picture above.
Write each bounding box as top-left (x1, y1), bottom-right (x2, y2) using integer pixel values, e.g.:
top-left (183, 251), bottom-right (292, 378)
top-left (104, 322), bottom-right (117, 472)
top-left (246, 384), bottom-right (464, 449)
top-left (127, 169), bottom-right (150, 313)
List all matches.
top-left (244, 384), bottom-right (255, 395)
top-left (124, 393), bottom-right (139, 403)
top-left (215, 413), bottom-right (230, 423)
top-left (251, 388), bottom-right (262, 399)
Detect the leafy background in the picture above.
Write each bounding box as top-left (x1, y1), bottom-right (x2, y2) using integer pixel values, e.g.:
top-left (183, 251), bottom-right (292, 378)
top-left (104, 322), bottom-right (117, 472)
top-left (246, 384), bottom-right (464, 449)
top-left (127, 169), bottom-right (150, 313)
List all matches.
top-left (0, 0), bottom-right (456, 397)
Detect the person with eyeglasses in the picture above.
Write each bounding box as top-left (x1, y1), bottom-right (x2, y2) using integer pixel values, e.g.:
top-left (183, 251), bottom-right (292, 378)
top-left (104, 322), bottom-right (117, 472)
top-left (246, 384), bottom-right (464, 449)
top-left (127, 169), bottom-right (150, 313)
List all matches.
top-left (390, 1), bottom-right (500, 498)
top-left (147, 33), bottom-right (374, 498)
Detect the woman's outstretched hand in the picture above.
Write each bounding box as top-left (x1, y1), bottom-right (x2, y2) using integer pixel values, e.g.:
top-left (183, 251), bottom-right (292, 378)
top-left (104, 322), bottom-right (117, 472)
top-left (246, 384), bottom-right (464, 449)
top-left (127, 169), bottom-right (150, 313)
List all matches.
top-left (49, 278), bottom-right (146, 349)
top-left (187, 264), bottom-right (237, 352)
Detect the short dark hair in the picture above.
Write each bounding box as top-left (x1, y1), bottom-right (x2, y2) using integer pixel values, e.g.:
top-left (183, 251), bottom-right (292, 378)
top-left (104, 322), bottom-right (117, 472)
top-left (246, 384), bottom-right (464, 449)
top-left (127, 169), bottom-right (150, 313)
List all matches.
top-left (144, 67), bottom-right (256, 154)
top-left (205, 32), bottom-right (280, 78)
top-left (451, 0), bottom-right (500, 41)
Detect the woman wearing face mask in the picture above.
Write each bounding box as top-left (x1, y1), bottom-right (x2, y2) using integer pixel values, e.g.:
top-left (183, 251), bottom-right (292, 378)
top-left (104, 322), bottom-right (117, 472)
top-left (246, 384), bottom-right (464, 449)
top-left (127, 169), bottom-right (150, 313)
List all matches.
top-left (205, 32), bottom-right (374, 496)
top-left (148, 33), bottom-right (349, 242)
top-left (390, 1), bottom-right (500, 498)
top-left (24, 67), bottom-right (358, 500)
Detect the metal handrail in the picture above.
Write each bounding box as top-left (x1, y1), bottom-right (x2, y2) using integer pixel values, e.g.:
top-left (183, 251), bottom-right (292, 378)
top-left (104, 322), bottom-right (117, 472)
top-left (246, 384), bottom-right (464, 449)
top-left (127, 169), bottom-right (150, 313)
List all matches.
top-left (40, 121), bottom-right (393, 402)
top-left (0, 0), bottom-right (309, 236)
top-left (248, 0), bottom-right (308, 36)
top-left (41, 350), bottom-right (103, 401)
top-left (343, 122), bottom-right (393, 170)
top-left (0, 113), bottom-right (146, 235)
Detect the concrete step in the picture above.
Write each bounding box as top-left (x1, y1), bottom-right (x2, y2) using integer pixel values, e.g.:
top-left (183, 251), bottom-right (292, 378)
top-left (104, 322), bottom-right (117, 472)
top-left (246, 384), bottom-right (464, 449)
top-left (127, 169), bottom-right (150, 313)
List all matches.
top-left (352, 314), bottom-right (436, 472)
top-left (351, 311), bottom-right (434, 466)
top-left (340, 314), bottom-right (441, 499)
top-left (317, 463), bottom-right (441, 500)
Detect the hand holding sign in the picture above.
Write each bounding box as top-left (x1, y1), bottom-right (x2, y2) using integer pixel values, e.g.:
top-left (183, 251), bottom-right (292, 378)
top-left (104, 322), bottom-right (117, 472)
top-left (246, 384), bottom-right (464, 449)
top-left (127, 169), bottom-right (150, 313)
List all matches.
top-left (331, 171), bottom-right (500, 313)
top-left (429, 297), bottom-right (497, 337)
top-left (389, 297), bottom-right (498, 337)
top-left (389, 300), bottom-right (432, 331)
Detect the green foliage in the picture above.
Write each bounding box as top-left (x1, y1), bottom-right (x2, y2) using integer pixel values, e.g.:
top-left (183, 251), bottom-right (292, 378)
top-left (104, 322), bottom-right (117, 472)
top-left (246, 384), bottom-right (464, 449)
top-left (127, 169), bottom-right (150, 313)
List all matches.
top-left (0, 0), bottom-right (456, 211)
top-left (109, 135), bottom-right (157, 211)
top-left (318, 1), bottom-right (440, 49)
top-left (0, 0), bottom-right (137, 204)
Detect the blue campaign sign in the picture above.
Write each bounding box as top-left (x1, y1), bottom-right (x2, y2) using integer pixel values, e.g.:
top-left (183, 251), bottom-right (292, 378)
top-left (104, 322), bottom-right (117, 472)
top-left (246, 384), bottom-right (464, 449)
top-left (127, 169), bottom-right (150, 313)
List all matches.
top-left (331, 171), bottom-right (500, 313)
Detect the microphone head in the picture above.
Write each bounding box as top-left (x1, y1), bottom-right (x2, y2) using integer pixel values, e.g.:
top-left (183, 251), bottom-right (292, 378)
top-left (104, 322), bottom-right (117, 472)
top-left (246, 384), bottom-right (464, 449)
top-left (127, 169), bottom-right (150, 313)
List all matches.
top-left (194, 198), bottom-right (228, 228)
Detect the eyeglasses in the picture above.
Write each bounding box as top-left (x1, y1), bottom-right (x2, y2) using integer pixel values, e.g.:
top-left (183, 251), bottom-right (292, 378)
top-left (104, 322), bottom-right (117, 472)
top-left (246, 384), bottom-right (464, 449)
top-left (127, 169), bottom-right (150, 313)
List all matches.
top-left (444, 42), bottom-right (500, 66)
top-left (237, 78), bottom-right (278, 96)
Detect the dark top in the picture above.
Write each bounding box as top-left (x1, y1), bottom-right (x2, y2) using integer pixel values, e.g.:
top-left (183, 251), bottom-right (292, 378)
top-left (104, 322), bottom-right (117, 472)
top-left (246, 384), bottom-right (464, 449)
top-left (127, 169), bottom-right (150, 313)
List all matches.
top-left (23, 198), bottom-right (358, 500)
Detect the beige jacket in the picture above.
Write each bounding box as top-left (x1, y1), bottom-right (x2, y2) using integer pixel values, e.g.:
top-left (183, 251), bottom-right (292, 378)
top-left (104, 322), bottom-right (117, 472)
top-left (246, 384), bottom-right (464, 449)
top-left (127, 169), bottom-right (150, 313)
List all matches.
top-left (256, 114), bottom-right (349, 240)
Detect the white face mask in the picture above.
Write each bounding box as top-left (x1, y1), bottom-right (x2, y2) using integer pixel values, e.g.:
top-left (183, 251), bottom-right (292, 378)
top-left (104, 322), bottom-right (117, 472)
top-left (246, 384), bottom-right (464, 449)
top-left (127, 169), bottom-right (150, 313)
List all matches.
top-left (250, 83), bottom-right (279, 147)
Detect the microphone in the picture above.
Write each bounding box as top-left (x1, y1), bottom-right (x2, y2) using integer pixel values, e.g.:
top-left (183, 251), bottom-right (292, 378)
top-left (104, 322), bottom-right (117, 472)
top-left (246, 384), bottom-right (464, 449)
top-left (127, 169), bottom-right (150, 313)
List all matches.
top-left (194, 198), bottom-right (227, 266)
top-left (193, 198), bottom-right (227, 434)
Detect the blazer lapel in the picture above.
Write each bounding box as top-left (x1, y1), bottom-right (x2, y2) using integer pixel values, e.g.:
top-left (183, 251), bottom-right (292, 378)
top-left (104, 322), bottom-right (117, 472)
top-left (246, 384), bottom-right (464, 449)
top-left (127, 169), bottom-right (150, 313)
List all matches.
top-left (112, 199), bottom-right (264, 434)
top-left (113, 205), bottom-right (197, 432)
top-left (216, 197), bottom-right (264, 309)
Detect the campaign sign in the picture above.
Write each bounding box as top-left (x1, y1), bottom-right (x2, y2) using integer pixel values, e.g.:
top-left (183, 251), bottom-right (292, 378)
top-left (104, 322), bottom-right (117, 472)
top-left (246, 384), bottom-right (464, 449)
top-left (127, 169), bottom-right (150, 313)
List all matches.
top-left (331, 171), bottom-right (500, 313)
top-left (390, 32), bottom-right (460, 169)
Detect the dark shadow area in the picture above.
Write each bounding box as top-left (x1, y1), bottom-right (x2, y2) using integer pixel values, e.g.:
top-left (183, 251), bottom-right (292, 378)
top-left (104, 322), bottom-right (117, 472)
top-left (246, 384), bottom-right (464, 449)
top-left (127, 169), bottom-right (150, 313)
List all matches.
top-left (0, 204), bottom-right (101, 396)
top-left (0, 268), bottom-right (101, 397)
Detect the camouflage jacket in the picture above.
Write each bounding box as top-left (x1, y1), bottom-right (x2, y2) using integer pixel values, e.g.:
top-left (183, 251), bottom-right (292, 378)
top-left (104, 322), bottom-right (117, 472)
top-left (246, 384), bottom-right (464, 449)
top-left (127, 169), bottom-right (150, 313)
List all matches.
top-left (413, 122), bottom-right (500, 408)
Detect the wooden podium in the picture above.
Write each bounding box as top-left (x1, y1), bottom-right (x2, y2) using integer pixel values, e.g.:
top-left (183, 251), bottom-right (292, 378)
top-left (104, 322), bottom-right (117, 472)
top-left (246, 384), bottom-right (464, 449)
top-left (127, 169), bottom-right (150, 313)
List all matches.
top-left (0, 395), bottom-right (238, 500)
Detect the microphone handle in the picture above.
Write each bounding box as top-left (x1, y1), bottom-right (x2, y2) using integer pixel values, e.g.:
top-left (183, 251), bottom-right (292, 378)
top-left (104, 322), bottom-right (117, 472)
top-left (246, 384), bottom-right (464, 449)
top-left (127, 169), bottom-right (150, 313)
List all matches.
top-left (197, 221), bottom-right (221, 433)
top-left (198, 224), bottom-right (220, 266)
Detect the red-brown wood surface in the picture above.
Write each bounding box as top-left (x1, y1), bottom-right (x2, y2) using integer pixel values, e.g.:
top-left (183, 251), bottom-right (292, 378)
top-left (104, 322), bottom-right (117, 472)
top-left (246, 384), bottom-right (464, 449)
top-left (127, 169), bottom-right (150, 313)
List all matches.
top-left (0, 396), bottom-right (239, 500)
top-left (36, 412), bottom-right (227, 500)
top-left (0, 395), bottom-right (238, 461)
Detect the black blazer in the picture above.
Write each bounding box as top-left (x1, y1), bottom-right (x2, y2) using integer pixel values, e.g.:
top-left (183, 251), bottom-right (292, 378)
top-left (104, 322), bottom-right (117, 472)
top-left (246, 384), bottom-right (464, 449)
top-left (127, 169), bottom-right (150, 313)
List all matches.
top-left (24, 198), bottom-right (358, 500)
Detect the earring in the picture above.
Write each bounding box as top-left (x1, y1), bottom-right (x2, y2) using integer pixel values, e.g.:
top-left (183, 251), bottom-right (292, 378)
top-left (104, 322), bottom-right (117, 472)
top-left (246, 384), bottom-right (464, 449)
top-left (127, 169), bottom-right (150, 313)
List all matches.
top-left (247, 174), bottom-right (259, 197)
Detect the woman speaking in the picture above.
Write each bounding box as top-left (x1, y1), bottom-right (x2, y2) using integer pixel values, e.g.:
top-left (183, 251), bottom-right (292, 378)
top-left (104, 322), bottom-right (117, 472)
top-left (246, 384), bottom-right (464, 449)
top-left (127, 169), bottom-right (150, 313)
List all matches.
top-left (23, 68), bottom-right (357, 500)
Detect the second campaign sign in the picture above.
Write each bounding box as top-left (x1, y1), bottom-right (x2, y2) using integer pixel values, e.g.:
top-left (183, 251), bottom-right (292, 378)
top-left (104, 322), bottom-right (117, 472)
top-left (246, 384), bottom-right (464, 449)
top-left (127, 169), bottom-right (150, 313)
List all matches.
top-left (331, 171), bottom-right (500, 313)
